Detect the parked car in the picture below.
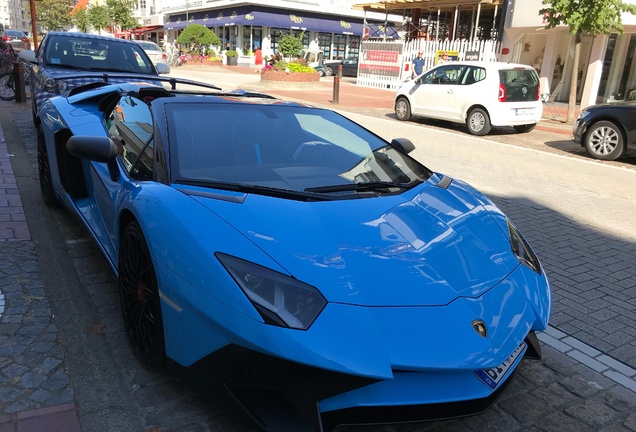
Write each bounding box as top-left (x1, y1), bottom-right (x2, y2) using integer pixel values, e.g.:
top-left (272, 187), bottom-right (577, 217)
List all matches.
top-left (18, 31), bottom-right (170, 125)
top-left (134, 40), bottom-right (168, 66)
top-left (395, 61), bottom-right (542, 135)
top-left (324, 56), bottom-right (358, 77)
top-left (1, 29), bottom-right (30, 52)
top-left (572, 101), bottom-right (636, 161)
top-left (37, 77), bottom-right (551, 432)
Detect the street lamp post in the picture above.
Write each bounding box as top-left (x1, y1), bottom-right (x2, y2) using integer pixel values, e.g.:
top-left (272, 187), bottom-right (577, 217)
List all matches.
top-left (185, 0), bottom-right (189, 25)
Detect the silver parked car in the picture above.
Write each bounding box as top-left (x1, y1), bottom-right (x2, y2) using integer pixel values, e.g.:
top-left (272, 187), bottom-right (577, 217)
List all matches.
top-left (134, 40), bottom-right (167, 66)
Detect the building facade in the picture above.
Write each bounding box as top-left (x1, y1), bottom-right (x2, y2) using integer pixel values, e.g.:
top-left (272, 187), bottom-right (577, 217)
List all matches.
top-left (0, 0), bottom-right (29, 33)
top-left (500, 0), bottom-right (636, 108)
top-left (157, 0), bottom-right (399, 60)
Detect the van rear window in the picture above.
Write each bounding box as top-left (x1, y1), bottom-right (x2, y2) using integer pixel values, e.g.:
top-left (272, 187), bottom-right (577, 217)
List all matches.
top-left (499, 69), bottom-right (539, 102)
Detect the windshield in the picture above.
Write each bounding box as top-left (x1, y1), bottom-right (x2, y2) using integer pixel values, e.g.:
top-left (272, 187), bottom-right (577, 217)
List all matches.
top-left (167, 103), bottom-right (432, 198)
top-left (44, 35), bottom-right (155, 74)
top-left (136, 41), bottom-right (161, 51)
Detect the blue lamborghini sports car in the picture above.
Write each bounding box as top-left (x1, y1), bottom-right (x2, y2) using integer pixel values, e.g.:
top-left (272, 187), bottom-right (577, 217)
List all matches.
top-left (37, 76), bottom-right (551, 431)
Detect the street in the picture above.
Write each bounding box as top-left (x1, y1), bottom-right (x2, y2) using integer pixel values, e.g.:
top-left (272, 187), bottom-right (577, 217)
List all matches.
top-left (1, 69), bottom-right (635, 431)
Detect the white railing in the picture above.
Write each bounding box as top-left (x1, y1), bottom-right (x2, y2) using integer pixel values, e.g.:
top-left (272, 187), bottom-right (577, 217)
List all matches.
top-left (356, 39), bottom-right (501, 90)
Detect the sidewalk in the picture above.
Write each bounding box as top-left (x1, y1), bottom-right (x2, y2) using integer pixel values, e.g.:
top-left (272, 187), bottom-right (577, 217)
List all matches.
top-left (0, 98), bottom-right (82, 432)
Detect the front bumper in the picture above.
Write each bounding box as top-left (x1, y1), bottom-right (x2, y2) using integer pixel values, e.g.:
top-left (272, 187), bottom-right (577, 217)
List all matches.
top-left (572, 117), bottom-right (587, 144)
top-left (188, 332), bottom-right (542, 432)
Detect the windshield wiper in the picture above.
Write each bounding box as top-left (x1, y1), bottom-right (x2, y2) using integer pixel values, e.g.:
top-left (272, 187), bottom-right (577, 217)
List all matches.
top-left (174, 179), bottom-right (329, 201)
top-left (305, 180), bottom-right (418, 193)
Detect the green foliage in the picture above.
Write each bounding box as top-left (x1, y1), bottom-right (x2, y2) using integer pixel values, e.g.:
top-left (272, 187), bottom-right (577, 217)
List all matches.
top-left (225, 49), bottom-right (238, 57)
top-left (72, 7), bottom-right (91, 33)
top-left (540, 0), bottom-right (636, 35)
top-left (286, 62), bottom-right (316, 73)
top-left (176, 24), bottom-right (221, 54)
top-left (37, 0), bottom-right (73, 31)
top-left (88, 4), bottom-right (110, 34)
top-left (278, 32), bottom-right (303, 58)
top-left (107, 0), bottom-right (137, 31)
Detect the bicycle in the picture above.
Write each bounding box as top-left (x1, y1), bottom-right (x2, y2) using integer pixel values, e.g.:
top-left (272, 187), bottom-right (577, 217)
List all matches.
top-left (0, 44), bottom-right (18, 101)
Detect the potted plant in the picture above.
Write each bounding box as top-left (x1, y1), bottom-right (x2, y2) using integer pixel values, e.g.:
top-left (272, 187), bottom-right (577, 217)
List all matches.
top-left (226, 50), bottom-right (238, 66)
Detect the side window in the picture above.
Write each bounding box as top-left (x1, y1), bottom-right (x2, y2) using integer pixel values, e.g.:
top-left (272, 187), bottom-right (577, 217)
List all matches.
top-left (107, 96), bottom-right (154, 179)
top-left (461, 66), bottom-right (486, 85)
top-left (422, 65), bottom-right (464, 84)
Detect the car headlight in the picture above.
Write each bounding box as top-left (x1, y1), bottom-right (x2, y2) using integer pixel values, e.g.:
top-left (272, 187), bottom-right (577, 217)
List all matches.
top-left (577, 110), bottom-right (592, 121)
top-left (507, 220), bottom-right (542, 274)
top-left (217, 253), bottom-right (327, 330)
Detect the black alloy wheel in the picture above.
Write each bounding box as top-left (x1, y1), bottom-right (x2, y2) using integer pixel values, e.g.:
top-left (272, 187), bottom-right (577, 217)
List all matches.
top-left (119, 221), bottom-right (165, 368)
top-left (37, 126), bottom-right (58, 207)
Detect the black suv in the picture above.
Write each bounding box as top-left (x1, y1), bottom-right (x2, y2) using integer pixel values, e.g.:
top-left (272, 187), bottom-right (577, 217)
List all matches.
top-left (18, 31), bottom-right (170, 125)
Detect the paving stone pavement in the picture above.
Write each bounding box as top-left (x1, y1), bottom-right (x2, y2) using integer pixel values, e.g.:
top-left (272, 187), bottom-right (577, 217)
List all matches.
top-left (1, 83), bottom-right (636, 432)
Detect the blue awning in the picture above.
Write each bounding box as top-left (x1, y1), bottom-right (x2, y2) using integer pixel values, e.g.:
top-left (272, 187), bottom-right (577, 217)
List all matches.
top-left (165, 6), bottom-right (363, 35)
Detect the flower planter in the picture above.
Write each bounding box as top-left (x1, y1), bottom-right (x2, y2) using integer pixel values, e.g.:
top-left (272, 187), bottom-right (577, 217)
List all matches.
top-left (261, 69), bottom-right (320, 83)
top-left (226, 56), bottom-right (238, 66)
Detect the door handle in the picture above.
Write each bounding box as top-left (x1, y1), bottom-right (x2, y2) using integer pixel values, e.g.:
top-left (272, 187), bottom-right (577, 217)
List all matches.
top-left (447, 89), bottom-right (454, 94)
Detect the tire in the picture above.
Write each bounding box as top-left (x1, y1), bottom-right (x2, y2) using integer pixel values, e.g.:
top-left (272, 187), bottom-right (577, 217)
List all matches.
top-left (119, 221), bottom-right (165, 368)
top-left (584, 120), bottom-right (624, 161)
top-left (318, 69), bottom-right (325, 77)
top-left (466, 108), bottom-right (491, 136)
top-left (325, 66), bottom-right (334, 76)
top-left (37, 126), bottom-right (59, 207)
top-left (0, 71), bottom-right (16, 101)
top-left (514, 124), bottom-right (536, 133)
top-left (32, 98), bottom-right (38, 125)
top-left (395, 97), bottom-right (412, 121)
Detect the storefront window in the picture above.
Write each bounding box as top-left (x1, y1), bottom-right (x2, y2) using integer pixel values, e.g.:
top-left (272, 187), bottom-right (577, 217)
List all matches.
top-left (271, 28), bottom-right (286, 53)
top-left (318, 32), bottom-right (332, 59)
top-left (348, 35), bottom-right (360, 58)
top-left (333, 34), bottom-right (346, 60)
top-left (597, 33), bottom-right (636, 103)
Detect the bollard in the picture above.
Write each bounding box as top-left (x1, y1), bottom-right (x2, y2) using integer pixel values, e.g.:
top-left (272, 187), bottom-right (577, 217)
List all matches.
top-left (12, 61), bottom-right (27, 103)
top-left (332, 64), bottom-right (342, 104)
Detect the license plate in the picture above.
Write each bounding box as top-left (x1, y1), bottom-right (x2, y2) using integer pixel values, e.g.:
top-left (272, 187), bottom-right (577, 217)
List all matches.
top-left (474, 342), bottom-right (526, 389)
top-left (515, 108), bottom-right (533, 116)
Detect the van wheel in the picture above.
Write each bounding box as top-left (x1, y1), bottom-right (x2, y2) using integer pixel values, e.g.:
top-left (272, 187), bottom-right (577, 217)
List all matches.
top-left (466, 108), bottom-right (491, 135)
top-left (514, 124), bottom-right (536, 133)
top-left (395, 97), bottom-right (411, 121)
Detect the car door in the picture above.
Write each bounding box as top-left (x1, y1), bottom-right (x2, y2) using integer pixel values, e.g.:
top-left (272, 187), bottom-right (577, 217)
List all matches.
top-left (81, 94), bottom-right (155, 261)
top-left (411, 64), bottom-right (465, 120)
top-left (341, 58), bottom-right (358, 76)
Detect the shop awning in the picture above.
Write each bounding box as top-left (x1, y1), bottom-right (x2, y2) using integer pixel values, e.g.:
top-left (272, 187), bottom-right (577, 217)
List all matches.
top-left (165, 6), bottom-right (364, 35)
top-left (132, 25), bottom-right (164, 35)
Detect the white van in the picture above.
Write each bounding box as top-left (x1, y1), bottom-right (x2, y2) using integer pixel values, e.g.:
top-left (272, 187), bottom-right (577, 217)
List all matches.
top-left (394, 61), bottom-right (542, 135)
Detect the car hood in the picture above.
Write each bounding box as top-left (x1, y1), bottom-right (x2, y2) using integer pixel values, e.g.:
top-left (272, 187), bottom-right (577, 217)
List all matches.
top-left (40, 67), bottom-right (159, 80)
top-left (194, 179), bottom-right (520, 307)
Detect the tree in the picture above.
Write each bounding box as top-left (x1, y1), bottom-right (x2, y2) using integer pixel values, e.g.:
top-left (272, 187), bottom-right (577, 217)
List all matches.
top-left (540, 0), bottom-right (636, 123)
top-left (107, 0), bottom-right (137, 32)
top-left (176, 24), bottom-right (220, 54)
top-left (71, 7), bottom-right (91, 33)
top-left (88, 4), bottom-right (110, 35)
top-left (36, 0), bottom-right (72, 32)
top-left (278, 32), bottom-right (303, 60)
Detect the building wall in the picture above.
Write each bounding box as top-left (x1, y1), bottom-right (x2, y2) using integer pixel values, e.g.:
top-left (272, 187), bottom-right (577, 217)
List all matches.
top-left (0, 0), bottom-right (29, 32)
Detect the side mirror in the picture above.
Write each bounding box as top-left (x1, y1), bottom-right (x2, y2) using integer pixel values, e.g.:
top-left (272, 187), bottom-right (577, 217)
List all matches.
top-left (390, 138), bottom-right (415, 154)
top-left (156, 63), bottom-right (170, 74)
top-left (66, 136), bottom-right (120, 181)
top-left (18, 50), bottom-right (36, 64)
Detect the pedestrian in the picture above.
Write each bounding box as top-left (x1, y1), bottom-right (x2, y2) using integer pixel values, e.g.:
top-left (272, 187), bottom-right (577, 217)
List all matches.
top-left (412, 50), bottom-right (425, 78)
top-left (437, 51), bottom-right (449, 65)
top-left (254, 46), bottom-right (263, 73)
